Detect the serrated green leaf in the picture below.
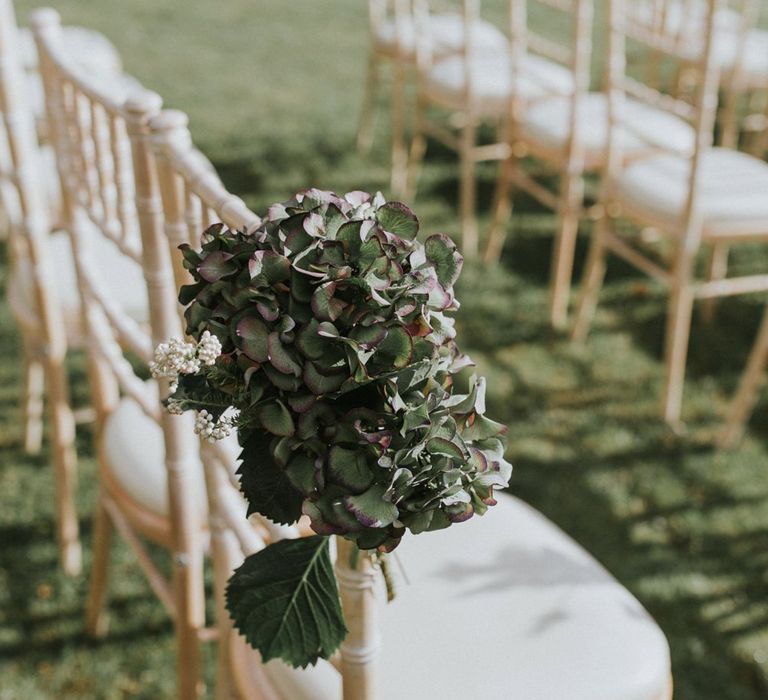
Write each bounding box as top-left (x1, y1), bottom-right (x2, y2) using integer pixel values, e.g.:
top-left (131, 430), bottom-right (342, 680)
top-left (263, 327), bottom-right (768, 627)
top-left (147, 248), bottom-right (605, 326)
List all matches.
top-left (237, 431), bottom-right (304, 525)
top-left (226, 536), bottom-right (346, 668)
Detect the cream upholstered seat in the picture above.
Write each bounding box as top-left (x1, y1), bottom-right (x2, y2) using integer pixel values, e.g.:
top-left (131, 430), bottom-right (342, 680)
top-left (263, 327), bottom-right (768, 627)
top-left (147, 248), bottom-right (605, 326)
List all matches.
top-left (615, 148), bottom-right (768, 237)
top-left (712, 27), bottom-right (768, 80)
top-left (373, 11), bottom-right (508, 58)
top-left (522, 93), bottom-right (695, 160)
top-left (426, 50), bottom-right (574, 116)
top-left (7, 227), bottom-right (149, 344)
top-left (101, 393), bottom-right (208, 520)
top-left (260, 493), bottom-right (671, 700)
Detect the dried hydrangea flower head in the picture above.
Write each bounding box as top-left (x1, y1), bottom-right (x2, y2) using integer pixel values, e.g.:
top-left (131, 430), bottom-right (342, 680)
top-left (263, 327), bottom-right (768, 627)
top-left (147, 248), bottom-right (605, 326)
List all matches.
top-left (162, 189), bottom-right (511, 552)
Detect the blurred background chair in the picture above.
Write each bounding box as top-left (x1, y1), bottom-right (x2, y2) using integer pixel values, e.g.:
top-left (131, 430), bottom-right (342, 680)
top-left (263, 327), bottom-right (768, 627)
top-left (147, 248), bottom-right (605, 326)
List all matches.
top-left (0, 0), bottom-right (79, 574)
top-left (571, 0), bottom-right (768, 427)
top-left (719, 302), bottom-right (768, 447)
top-left (407, 0), bottom-right (577, 259)
top-left (357, 0), bottom-right (507, 197)
top-left (484, 0), bottom-right (698, 330)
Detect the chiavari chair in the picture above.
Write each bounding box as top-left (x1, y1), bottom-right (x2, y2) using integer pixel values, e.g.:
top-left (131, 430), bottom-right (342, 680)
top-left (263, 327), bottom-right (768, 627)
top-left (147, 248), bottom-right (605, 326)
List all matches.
top-left (0, 0), bottom-right (136, 575)
top-left (570, 0), bottom-right (768, 427)
top-left (484, 0), bottom-right (700, 329)
top-left (406, 0), bottom-right (576, 259)
top-left (358, 0), bottom-right (507, 197)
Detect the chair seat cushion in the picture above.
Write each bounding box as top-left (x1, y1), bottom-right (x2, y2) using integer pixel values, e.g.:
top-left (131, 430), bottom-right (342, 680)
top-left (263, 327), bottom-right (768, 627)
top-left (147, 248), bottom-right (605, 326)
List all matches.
top-left (426, 51), bottom-right (574, 115)
top-left (101, 393), bottom-right (207, 519)
top-left (616, 147), bottom-right (768, 236)
top-left (7, 226), bottom-right (149, 347)
top-left (713, 28), bottom-right (768, 82)
top-left (522, 93), bottom-right (695, 160)
top-left (264, 493), bottom-right (671, 700)
top-left (373, 12), bottom-right (508, 59)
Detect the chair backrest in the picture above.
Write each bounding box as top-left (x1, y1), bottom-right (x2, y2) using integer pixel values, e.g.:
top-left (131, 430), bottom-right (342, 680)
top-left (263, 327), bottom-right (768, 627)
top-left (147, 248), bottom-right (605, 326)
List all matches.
top-left (149, 110), bottom-right (381, 700)
top-left (32, 0), bottom-right (211, 656)
top-left (0, 0), bottom-right (67, 358)
top-left (603, 0), bottom-right (727, 243)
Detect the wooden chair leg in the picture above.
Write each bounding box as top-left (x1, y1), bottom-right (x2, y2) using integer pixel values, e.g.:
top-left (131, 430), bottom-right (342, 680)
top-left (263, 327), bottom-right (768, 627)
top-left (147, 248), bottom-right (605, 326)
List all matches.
top-left (86, 497), bottom-right (113, 637)
top-left (404, 93), bottom-right (427, 202)
top-left (719, 305), bottom-right (768, 448)
top-left (718, 84), bottom-right (741, 149)
top-left (701, 242), bottom-right (728, 324)
top-left (662, 255), bottom-right (696, 426)
top-left (173, 547), bottom-right (205, 700)
top-left (22, 355), bottom-right (45, 455)
top-left (389, 58), bottom-right (409, 198)
top-left (571, 214), bottom-right (609, 343)
top-left (484, 119), bottom-right (516, 266)
top-left (459, 119), bottom-right (478, 260)
top-left (356, 53), bottom-right (381, 156)
top-left (550, 173), bottom-right (585, 330)
top-left (44, 354), bottom-right (81, 576)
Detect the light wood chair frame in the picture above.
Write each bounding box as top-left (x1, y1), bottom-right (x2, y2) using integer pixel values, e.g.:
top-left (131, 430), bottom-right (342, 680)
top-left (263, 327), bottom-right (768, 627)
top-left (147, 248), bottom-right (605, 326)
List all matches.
top-left (0, 0), bottom-right (81, 575)
top-left (358, 0), bottom-right (418, 197)
top-left (407, 0), bottom-right (515, 259)
top-left (483, 0), bottom-right (596, 329)
top-left (32, 10), bottom-right (220, 698)
top-left (570, 0), bottom-right (768, 427)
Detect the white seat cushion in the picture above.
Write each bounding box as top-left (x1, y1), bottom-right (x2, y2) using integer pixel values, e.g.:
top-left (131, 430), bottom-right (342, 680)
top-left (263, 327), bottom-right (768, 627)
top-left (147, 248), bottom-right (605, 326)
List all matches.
top-left (373, 12), bottom-right (508, 59)
top-left (523, 93), bottom-right (695, 160)
top-left (616, 147), bottom-right (768, 236)
top-left (426, 51), bottom-right (574, 115)
top-left (7, 225), bottom-right (149, 346)
top-left (264, 493), bottom-right (671, 700)
top-left (712, 28), bottom-right (768, 82)
top-left (102, 392), bottom-right (207, 519)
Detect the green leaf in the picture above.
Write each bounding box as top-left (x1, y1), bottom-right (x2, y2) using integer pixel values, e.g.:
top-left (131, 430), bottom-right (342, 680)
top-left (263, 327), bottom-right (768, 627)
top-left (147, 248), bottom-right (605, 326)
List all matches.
top-left (303, 362), bottom-right (346, 395)
top-left (311, 282), bottom-right (346, 322)
top-left (267, 332), bottom-right (302, 376)
top-left (237, 431), bottom-right (304, 525)
top-left (226, 536), bottom-right (346, 668)
top-left (424, 233), bottom-right (463, 288)
top-left (373, 326), bottom-right (413, 369)
top-left (376, 201), bottom-right (419, 240)
top-left (236, 316), bottom-right (269, 362)
top-left (285, 453), bottom-right (318, 496)
top-left (197, 251), bottom-right (236, 282)
top-left (344, 484), bottom-right (399, 529)
top-left (327, 446), bottom-right (374, 494)
top-left (257, 400), bottom-right (295, 437)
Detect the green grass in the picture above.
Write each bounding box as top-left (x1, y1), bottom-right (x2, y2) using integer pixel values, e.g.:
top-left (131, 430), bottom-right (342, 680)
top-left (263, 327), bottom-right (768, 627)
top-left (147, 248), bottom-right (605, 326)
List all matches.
top-left (2, 0), bottom-right (768, 697)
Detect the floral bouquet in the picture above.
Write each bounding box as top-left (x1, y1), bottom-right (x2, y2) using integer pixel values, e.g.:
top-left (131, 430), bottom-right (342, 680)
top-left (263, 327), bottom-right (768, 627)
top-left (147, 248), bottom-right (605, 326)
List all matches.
top-left (151, 189), bottom-right (512, 667)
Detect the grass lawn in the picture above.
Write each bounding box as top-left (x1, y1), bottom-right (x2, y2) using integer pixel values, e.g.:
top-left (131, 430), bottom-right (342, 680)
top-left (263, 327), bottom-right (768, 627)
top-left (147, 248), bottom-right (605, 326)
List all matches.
top-left (2, 0), bottom-right (768, 698)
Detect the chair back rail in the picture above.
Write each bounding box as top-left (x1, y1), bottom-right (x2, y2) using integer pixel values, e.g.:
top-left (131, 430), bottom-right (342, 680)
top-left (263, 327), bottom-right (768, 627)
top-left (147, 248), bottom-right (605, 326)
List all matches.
top-left (604, 0), bottom-right (726, 249)
top-left (32, 10), bottom-right (208, 698)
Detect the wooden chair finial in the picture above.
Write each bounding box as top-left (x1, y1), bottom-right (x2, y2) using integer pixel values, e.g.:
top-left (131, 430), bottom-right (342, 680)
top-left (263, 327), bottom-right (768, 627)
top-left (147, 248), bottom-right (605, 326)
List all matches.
top-left (123, 90), bottom-right (163, 119)
top-left (28, 7), bottom-right (62, 33)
